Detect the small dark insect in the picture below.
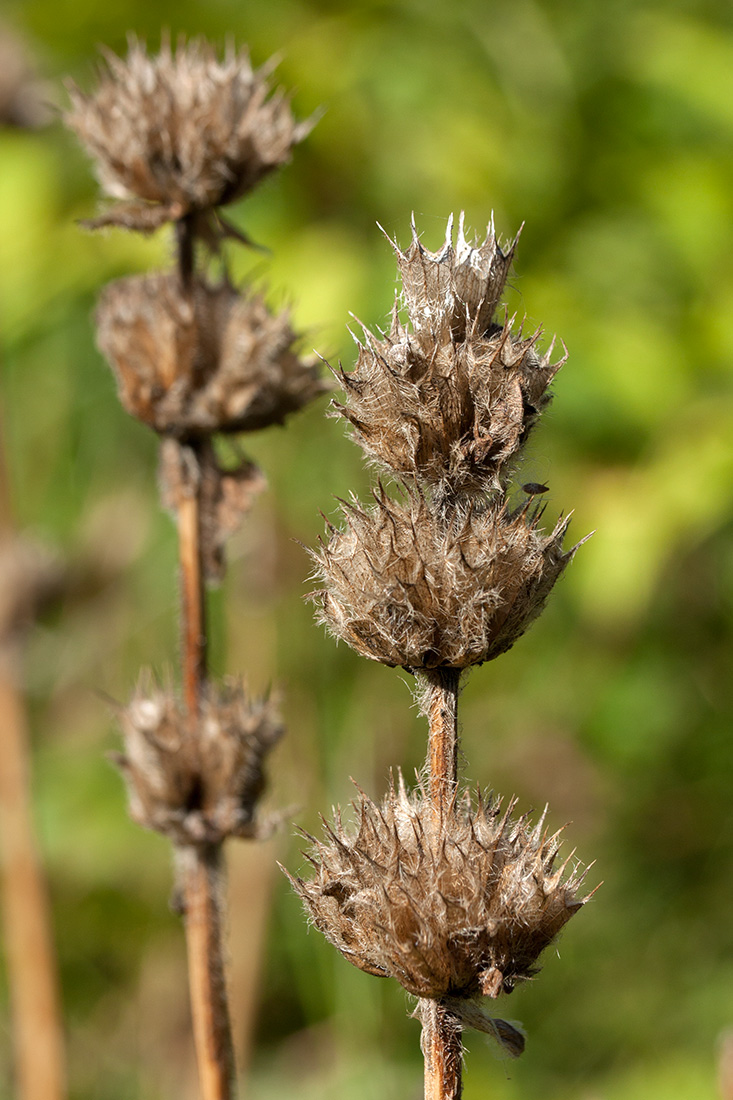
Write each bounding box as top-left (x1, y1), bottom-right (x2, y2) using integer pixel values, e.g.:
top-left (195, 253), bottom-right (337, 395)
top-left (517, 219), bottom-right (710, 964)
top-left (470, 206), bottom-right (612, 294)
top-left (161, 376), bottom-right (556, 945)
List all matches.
top-left (522, 482), bottom-right (549, 496)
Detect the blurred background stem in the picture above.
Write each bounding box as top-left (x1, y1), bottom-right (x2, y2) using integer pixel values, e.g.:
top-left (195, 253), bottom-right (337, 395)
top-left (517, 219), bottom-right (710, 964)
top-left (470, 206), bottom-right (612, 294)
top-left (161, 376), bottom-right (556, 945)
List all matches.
top-left (0, 421), bottom-right (66, 1100)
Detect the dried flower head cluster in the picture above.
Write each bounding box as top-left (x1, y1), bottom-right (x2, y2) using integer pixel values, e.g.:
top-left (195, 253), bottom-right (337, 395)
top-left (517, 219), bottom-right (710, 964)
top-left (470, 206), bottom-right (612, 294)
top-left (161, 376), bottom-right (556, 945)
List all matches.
top-left (288, 779), bottom-right (589, 1046)
top-left (66, 37), bottom-right (312, 234)
top-left (114, 678), bottom-right (283, 846)
top-left (97, 272), bottom-right (324, 436)
top-left (333, 214), bottom-right (564, 498)
top-left (291, 212), bottom-right (593, 1081)
top-left (312, 489), bottom-right (574, 669)
top-left (67, 38), bottom-right (323, 575)
top-left (311, 215), bottom-right (580, 672)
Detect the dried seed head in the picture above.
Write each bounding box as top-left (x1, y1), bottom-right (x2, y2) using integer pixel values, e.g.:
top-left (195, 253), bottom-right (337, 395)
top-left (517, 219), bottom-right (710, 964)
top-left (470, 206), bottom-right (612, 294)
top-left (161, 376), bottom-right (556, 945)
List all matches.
top-left (389, 212), bottom-right (516, 343)
top-left (114, 677), bottom-right (283, 845)
top-left (287, 778), bottom-right (590, 1013)
top-left (332, 215), bottom-right (564, 495)
top-left (66, 38), bottom-right (312, 233)
top-left (96, 271), bottom-right (324, 436)
top-left (310, 490), bottom-right (576, 669)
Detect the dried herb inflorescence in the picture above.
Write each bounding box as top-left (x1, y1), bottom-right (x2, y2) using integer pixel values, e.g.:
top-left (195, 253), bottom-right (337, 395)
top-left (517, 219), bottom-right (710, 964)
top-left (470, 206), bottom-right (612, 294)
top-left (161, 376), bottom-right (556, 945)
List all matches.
top-left (291, 214), bottom-right (593, 1093)
top-left (289, 778), bottom-right (588, 1057)
top-left (66, 37), bottom-right (313, 235)
top-left (313, 488), bottom-right (572, 669)
top-left (334, 214), bottom-right (562, 500)
top-left (97, 272), bottom-right (323, 436)
top-left (67, 37), bottom-right (322, 1100)
top-left (115, 679), bottom-right (283, 846)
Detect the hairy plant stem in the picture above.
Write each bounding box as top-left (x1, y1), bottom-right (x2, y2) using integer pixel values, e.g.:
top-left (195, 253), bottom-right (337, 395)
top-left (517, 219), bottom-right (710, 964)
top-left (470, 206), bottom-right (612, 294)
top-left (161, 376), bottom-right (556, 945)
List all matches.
top-left (174, 436), bottom-right (236, 1100)
top-left (420, 666), bottom-right (463, 1100)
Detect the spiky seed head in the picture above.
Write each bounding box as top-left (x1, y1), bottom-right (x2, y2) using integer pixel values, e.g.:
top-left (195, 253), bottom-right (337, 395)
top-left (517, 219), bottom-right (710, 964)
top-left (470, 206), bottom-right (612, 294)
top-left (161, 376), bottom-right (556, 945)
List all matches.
top-left (389, 212), bottom-right (516, 343)
top-left (310, 490), bottom-right (577, 669)
top-left (96, 271), bottom-right (325, 436)
top-left (332, 215), bottom-right (563, 494)
top-left (287, 778), bottom-right (590, 1014)
top-left (66, 37), bottom-right (312, 233)
top-left (114, 677), bottom-right (283, 845)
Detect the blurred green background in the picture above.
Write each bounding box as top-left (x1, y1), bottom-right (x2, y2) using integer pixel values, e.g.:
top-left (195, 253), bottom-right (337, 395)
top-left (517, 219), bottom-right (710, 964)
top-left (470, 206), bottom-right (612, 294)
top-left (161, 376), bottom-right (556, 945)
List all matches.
top-left (1, 0), bottom-right (733, 1097)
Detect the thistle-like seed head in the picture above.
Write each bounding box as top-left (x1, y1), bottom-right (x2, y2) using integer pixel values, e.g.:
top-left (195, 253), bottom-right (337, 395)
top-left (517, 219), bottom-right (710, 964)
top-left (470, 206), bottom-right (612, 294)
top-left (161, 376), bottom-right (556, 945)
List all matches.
top-left (66, 37), bottom-right (312, 233)
top-left (332, 215), bottom-right (564, 495)
top-left (310, 489), bottom-right (577, 670)
top-left (389, 212), bottom-right (516, 343)
top-left (114, 677), bottom-right (283, 846)
top-left (96, 271), bottom-right (325, 436)
top-left (287, 778), bottom-right (590, 1012)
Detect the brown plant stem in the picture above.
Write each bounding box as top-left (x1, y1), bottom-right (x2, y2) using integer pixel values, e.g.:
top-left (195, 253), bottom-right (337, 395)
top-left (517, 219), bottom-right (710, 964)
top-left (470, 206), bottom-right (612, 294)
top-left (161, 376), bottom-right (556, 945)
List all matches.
top-left (0, 425), bottom-right (66, 1100)
top-left (178, 844), bottom-right (235, 1100)
top-left (424, 667), bottom-right (460, 821)
top-left (420, 1001), bottom-right (463, 1100)
top-left (0, 669), bottom-right (67, 1100)
top-left (176, 441), bottom-right (208, 716)
top-left (420, 666), bottom-right (463, 1100)
top-left (174, 437), bottom-right (236, 1100)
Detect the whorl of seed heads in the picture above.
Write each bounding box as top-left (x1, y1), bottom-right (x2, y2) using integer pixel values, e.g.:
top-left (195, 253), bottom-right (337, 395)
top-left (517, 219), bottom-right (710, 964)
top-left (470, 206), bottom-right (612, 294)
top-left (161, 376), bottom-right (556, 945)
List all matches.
top-left (66, 37), bottom-right (312, 233)
top-left (310, 489), bottom-right (577, 670)
top-left (96, 271), bottom-right (324, 436)
top-left (113, 678), bottom-right (283, 846)
top-left (332, 214), bottom-right (565, 495)
top-left (287, 779), bottom-right (588, 1051)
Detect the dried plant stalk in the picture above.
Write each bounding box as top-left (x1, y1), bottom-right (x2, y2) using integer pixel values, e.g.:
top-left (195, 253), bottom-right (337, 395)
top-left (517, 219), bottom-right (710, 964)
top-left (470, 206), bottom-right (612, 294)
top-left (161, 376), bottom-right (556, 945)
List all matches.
top-left (0, 432), bottom-right (66, 1100)
top-left (176, 436), bottom-right (235, 1099)
top-left (0, 673), bottom-right (67, 1100)
top-left (421, 1001), bottom-right (462, 1100)
top-left (422, 668), bottom-right (462, 1098)
top-left (178, 846), bottom-right (235, 1100)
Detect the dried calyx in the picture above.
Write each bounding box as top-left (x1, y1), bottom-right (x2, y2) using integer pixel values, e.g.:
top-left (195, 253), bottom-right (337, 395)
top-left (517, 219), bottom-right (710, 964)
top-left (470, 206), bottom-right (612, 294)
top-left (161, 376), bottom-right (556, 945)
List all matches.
top-left (331, 214), bottom-right (564, 497)
top-left (114, 677), bottom-right (283, 846)
top-left (311, 487), bottom-right (579, 670)
top-left (288, 777), bottom-right (590, 1053)
top-left (66, 37), bottom-right (313, 236)
top-left (96, 271), bottom-right (325, 437)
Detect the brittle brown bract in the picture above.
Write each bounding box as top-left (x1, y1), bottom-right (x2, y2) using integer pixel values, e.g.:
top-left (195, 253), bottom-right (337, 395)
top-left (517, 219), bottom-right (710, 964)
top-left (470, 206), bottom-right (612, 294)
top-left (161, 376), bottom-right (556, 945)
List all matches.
top-left (289, 778), bottom-right (587, 1014)
top-left (66, 37), bottom-right (312, 234)
top-left (332, 215), bottom-right (565, 496)
top-left (311, 489), bottom-right (575, 669)
top-left (114, 678), bottom-right (283, 846)
top-left (96, 271), bottom-right (325, 436)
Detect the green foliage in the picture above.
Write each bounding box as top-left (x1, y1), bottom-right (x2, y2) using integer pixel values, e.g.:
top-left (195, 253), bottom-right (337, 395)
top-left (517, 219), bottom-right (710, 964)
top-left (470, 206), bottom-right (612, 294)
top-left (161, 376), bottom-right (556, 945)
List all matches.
top-left (1, 0), bottom-right (732, 1097)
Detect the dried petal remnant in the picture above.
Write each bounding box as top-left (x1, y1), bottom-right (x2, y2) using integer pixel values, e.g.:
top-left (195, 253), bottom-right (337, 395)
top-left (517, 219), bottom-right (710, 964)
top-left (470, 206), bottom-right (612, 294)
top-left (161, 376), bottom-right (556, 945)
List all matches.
top-left (114, 678), bottom-right (283, 845)
top-left (97, 272), bottom-right (324, 435)
top-left (288, 780), bottom-right (589, 1008)
top-left (311, 491), bottom-right (576, 669)
top-left (332, 215), bottom-right (564, 494)
top-left (66, 38), bottom-right (311, 232)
